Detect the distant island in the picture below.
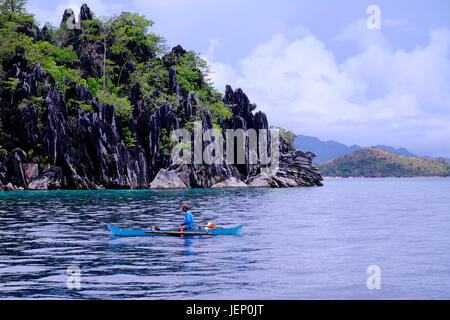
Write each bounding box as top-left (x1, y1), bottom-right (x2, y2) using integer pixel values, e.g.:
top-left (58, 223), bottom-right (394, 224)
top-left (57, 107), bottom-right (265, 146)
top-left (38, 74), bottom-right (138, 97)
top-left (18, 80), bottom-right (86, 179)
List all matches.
top-left (317, 148), bottom-right (450, 178)
top-left (294, 134), bottom-right (417, 163)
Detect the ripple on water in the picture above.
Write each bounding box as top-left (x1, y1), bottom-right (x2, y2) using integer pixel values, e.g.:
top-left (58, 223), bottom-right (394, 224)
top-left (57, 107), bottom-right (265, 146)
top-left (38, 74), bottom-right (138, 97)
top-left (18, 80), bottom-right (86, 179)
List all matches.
top-left (0, 180), bottom-right (450, 299)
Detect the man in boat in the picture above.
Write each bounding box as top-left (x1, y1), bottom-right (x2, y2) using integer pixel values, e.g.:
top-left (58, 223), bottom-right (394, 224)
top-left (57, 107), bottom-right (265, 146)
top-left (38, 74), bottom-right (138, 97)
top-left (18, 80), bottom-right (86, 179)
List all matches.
top-left (180, 203), bottom-right (194, 233)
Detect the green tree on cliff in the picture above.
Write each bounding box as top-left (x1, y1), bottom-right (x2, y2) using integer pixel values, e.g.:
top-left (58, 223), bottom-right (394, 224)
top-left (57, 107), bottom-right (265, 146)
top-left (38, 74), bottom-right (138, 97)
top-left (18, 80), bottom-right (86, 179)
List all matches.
top-left (0, 1), bottom-right (229, 124)
top-left (0, 0), bottom-right (33, 68)
top-left (0, 0), bottom-right (33, 26)
top-left (0, 0), bottom-right (27, 15)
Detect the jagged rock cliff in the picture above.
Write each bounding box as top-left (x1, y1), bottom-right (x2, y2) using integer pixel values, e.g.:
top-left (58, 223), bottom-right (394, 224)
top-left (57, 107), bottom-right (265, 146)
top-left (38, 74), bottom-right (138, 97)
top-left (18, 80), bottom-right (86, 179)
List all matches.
top-left (0, 4), bottom-right (322, 190)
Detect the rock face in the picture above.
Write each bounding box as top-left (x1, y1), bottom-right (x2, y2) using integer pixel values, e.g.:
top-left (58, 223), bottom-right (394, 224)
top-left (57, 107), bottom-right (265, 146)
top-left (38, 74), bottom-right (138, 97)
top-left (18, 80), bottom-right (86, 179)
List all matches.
top-left (0, 5), bottom-right (323, 191)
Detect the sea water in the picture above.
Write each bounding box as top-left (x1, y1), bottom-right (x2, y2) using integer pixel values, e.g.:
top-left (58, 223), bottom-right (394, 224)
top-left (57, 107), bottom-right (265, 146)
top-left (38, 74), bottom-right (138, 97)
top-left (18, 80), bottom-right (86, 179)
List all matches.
top-left (0, 178), bottom-right (449, 299)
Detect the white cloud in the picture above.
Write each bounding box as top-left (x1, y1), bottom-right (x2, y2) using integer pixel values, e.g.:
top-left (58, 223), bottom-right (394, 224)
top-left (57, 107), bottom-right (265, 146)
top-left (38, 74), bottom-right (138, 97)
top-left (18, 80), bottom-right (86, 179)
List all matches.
top-left (205, 25), bottom-right (450, 157)
top-left (336, 19), bottom-right (390, 51)
top-left (205, 38), bottom-right (220, 60)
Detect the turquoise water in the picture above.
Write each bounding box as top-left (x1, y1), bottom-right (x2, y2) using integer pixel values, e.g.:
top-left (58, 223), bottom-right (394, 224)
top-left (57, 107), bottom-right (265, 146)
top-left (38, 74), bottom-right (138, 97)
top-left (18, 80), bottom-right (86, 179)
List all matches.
top-left (0, 178), bottom-right (449, 299)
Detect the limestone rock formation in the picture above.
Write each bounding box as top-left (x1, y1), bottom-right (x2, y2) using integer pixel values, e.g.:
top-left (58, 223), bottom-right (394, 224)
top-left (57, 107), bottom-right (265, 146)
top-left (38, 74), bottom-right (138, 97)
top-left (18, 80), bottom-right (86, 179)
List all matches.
top-left (0, 4), bottom-right (323, 191)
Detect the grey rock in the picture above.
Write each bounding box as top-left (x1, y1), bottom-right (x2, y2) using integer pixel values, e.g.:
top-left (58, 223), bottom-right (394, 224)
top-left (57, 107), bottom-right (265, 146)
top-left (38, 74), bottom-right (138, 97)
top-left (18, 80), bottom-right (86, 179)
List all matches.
top-left (28, 167), bottom-right (63, 190)
top-left (80, 4), bottom-right (93, 21)
top-left (211, 177), bottom-right (248, 188)
top-left (23, 163), bottom-right (39, 185)
top-left (60, 8), bottom-right (75, 29)
top-left (150, 169), bottom-right (188, 189)
top-left (4, 182), bottom-right (18, 191)
top-left (247, 174), bottom-right (276, 188)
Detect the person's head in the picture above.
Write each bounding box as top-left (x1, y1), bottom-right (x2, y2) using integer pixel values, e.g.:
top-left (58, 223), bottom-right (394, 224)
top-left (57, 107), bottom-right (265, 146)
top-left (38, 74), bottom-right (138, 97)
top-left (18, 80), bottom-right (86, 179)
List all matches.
top-left (181, 203), bottom-right (189, 212)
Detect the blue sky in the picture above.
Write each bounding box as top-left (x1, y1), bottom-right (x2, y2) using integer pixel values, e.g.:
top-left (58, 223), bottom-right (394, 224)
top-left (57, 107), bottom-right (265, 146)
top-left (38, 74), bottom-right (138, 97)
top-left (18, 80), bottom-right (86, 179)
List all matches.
top-left (27, 0), bottom-right (450, 157)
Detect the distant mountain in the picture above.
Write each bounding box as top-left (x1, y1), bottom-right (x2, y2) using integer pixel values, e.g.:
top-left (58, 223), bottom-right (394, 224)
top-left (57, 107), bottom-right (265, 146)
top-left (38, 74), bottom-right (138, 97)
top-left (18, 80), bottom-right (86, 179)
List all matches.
top-left (293, 135), bottom-right (361, 163)
top-left (372, 145), bottom-right (416, 157)
top-left (317, 148), bottom-right (450, 177)
top-left (294, 135), bottom-right (417, 162)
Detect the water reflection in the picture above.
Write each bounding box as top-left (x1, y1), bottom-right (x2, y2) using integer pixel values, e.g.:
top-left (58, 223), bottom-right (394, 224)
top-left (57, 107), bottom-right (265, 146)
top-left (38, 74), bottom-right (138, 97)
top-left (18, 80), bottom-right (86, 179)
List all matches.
top-left (183, 239), bottom-right (194, 256)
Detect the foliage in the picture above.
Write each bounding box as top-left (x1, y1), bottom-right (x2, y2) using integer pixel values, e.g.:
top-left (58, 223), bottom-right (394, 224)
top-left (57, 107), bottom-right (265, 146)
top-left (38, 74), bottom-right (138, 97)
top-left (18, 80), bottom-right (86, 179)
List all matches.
top-left (67, 99), bottom-right (93, 112)
top-left (172, 51), bottom-right (209, 93)
top-left (209, 100), bottom-right (232, 121)
top-left (31, 96), bottom-right (46, 119)
top-left (3, 77), bottom-right (20, 91)
top-left (155, 92), bottom-right (180, 108)
top-left (0, 0), bottom-right (34, 64)
top-left (30, 96), bottom-right (44, 104)
top-left (22, 38), bottom-right (54, 63)
top-left (42, 62), bottom-right (82, 93)
top-left (0, 30), bottom-right (82, 92)
top-left (0, 7), bottom-right (33, 62)
top-left (87, 77), bottom-right (101, 96)
top-left (96, 89), bottom-right (132, 120)
top-left (212, 123), bottom-right (222, 131)
top-left (39, 154), bottom-right (49, 170)
top-left (81, 19), bottom-right (103, 41)
top-left (122, 126), bottom-right (137, 148)
top-left (158, 50), bottom-right (230, 123)
top-left (182, 120), bottom-right (197, 131)
top-left (270, 126), bottom-right (297, 144)
top-left (0, 0), bottom-right (33, 27)
top-left (79, 103), bottom-right (93, 112)
top-left (131, 58), bottom-right (168, 98)
top-left (110, 12), bottom-right (153, 56)
top-left (54, 46), bottom-right (77, 65)
top-left (0, 0), bottom-right (27, 15)
top-left (111, 12), bottom-right (166, 56)
top-left (76, 12), bottom-right (167, 118)
top-left (160, 128), bottom-right (173, 156)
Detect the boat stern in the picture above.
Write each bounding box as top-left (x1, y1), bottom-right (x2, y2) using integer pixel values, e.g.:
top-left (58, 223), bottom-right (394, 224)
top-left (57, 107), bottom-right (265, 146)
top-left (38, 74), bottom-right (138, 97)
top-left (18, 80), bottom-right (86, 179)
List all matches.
top-left (101, 222), bottom-right (123, 236)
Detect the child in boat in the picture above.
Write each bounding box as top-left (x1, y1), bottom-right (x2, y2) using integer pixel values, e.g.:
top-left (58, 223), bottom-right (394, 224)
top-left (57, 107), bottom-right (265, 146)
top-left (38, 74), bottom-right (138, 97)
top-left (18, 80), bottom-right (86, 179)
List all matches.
top-left (180, 203), bottom-right (194, 232)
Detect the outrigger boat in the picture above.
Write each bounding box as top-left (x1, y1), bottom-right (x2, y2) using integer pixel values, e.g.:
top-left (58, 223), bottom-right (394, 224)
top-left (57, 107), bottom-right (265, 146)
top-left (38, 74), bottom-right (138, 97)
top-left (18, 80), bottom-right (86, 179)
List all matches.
top-left (102, 222), bottom-right (243, 237)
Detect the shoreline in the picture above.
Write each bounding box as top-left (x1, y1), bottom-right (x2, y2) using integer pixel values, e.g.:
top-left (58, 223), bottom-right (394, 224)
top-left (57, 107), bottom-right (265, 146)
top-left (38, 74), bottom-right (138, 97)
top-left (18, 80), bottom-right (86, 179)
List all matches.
top-left (0, 184), bottom-right (324, 192)
top-left (323, 176), bottom-right (450, 179)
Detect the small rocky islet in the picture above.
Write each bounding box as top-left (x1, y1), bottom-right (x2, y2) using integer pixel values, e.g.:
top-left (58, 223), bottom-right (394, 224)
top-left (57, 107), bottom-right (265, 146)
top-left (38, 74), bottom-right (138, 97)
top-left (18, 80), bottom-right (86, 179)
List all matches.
top-left (0, 4), bottom-right (323, 190)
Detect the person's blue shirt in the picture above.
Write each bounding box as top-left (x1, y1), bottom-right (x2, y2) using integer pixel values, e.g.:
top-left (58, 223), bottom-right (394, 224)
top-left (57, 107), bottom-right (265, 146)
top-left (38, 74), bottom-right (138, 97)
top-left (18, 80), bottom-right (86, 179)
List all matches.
top-left (184, 210), bottom-right (194, 229)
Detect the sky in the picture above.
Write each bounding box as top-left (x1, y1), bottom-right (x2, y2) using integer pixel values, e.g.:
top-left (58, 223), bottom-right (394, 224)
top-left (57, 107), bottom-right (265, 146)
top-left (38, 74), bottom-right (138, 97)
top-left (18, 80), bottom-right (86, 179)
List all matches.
top-left (26, 0), bottom-right (450, 157)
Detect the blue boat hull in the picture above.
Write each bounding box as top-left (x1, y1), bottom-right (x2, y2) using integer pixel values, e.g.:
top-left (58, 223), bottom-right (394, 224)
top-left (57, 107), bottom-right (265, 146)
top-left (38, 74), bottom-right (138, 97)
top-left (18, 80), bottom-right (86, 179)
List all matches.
top-left (102, 222), bottom-right (243, 237)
